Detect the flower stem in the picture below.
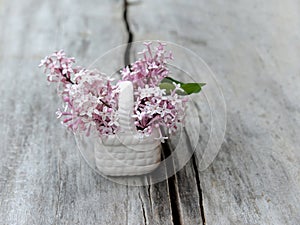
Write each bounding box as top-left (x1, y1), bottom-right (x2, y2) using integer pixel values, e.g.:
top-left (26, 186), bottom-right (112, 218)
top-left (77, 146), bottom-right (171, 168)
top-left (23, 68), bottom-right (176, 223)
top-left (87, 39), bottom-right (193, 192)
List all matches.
top-left (100, 99), bottom-right (111, 108)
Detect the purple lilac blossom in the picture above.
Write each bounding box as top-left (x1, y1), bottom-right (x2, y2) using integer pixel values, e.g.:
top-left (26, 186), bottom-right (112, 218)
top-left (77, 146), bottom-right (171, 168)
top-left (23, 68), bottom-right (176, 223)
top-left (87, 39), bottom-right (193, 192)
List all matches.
top-left (39, 50), bottom-right (119, 136)
top-left (121, 42), bottom-right (187, 139)
top-left (120, 41), bottom-right (173, 89)
top-left (39, 42), bottom-right (188, 142)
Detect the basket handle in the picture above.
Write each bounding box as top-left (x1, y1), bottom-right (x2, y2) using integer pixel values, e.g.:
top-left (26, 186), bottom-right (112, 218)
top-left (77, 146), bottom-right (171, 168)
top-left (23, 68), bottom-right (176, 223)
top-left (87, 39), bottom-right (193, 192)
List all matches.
top-left (117, 81), bottom-right (137, 133)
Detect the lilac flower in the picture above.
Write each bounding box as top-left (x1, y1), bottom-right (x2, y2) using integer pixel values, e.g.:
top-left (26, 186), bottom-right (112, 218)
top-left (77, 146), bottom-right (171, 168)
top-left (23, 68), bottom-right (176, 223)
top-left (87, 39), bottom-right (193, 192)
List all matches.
top-left (120, 42), bottom-right (172, 89)
top-left (39, 50), bottom-right (75, 84)
top-left (120, 42), bottom-right (188, 140)
top-left (40, 42), bottom-right (189, 142)
top-left (52, 49), bottom-right (66, 60)
top-left (39, 50), bottom-right (119, 136)
top-left (60, 69), bottom-right (119, 136)
top-left (132, 84), bottom-right (187, 139)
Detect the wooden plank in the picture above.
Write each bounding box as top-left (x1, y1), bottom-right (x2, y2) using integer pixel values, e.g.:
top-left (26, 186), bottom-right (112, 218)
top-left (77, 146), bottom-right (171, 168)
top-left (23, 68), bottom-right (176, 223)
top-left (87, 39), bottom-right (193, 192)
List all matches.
top-left (2, 0), bottom-right (300, 224)
top-left (0, 0), bottom-right (186, 224)
top-left (0, 0), bottom-right (132, 224)
top-left (0, 0), bottom-right (176, 224)
top-left (127, 0), bottom-right (300, 224)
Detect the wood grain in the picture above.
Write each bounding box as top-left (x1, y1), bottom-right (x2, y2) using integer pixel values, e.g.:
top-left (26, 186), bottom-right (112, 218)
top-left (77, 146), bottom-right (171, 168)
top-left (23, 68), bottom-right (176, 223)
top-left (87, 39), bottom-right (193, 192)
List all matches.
top-left (127, 0), bottom-right (300, 224)
top-left (0, 0), bottom-right (170, 224)
top-left (1, 0), bottom-right (300, 224)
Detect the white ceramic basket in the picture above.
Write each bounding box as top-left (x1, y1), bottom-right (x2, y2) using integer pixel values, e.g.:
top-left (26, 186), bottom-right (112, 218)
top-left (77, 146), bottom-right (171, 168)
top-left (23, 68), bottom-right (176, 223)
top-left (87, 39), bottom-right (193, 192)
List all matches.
top-left (94, 81), bottom-right (161, 176)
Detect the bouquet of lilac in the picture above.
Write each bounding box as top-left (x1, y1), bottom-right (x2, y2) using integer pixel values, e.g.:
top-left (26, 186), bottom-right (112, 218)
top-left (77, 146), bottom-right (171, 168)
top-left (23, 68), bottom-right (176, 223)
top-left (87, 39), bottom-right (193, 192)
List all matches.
top-left (39, 42), bottom-right (205, 143)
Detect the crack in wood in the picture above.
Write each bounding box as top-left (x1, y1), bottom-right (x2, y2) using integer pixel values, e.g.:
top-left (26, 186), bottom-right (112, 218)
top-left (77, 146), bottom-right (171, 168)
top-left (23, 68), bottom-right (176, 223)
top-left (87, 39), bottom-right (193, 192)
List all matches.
top-left (138, 192), bottom-right (148, 225)
top-left (184, 128), bottom-right (206, 225)
top-left (147, 185), bottom-right (153, 212)
top-left (167, 175), bottom-right (183, 225)
top-left (123, 0), bottom-right (133, 66)
top-left (161, 141), bottom-right (183, 225)
top-left (191, 155), bottom-right (206, 225)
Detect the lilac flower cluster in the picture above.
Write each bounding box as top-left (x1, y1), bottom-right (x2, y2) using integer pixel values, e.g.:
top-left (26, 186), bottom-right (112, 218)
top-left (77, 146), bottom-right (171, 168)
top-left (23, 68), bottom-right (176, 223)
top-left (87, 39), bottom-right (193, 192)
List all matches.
top-left (39, 42), bottom-right (188, 142)
top-left (133, 85), bottom-right (188, 141)
top-left (39, 50), bottom-right (119, 136)
top-left (39, 50), bottom-right (78, 83)
top-left (120, 42), bottom-right (188, 141)
top-left (121, 42), bottom-right (173, 89)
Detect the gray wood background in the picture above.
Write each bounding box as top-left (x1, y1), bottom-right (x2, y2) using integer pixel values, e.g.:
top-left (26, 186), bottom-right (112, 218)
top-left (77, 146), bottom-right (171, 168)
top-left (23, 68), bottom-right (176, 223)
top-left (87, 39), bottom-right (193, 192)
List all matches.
top-left (0, 0), bottom-right (299, 224)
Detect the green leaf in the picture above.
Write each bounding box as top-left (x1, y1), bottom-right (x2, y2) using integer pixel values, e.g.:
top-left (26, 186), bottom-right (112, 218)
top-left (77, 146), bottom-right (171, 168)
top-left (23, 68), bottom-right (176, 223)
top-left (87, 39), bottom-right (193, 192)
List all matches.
top-left (181, 83), bottom-right (205, 94)
top-left (159, 82), bottom-right (176, 95)
top-left (161, 77), bottom-right (183, 85)
top-left (160, 77), bottom-right (206, 95)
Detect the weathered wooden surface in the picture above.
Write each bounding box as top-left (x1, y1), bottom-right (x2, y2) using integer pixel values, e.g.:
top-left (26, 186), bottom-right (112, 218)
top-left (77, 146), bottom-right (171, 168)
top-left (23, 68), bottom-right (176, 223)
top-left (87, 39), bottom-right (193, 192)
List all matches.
top-left (0, 0), bottom-right (300, 224)
top-left (127, 0), bottom-right (300, 224)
